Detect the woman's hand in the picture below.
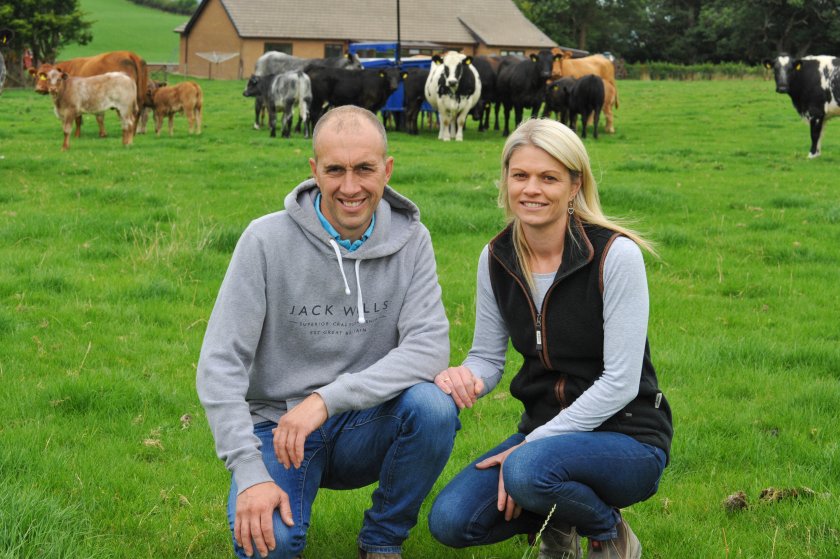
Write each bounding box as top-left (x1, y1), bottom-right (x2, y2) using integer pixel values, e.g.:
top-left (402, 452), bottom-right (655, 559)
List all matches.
top-left (434, 366), bottom-right (484, 409)
top-left (475, 442), bottom-right (525, 521)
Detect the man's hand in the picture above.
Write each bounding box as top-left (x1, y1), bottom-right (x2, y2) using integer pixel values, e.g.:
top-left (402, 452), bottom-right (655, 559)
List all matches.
top-left (274, 393), bottom-right (328, 469)
top-left (434, 366), bottom-right (484, 409)
top-left (234, 482), bottom-right (294, 557)
top-left (475, 442), bottom-right (525, 521)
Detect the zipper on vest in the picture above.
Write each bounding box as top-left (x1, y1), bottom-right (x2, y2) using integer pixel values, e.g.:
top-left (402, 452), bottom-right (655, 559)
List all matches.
top-left (535, 312), bottom-right (543, 351)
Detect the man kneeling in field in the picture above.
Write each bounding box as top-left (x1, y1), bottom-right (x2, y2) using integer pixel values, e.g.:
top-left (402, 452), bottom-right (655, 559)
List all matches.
top-left (197, 105), bottom-right (458, 559)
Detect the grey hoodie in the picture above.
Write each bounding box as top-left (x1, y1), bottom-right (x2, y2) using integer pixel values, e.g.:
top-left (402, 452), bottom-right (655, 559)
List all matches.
top-left (196, 179), bottom-right (450, 493)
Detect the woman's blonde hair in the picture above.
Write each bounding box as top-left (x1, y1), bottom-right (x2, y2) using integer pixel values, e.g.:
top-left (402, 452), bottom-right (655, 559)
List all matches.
top-left (497, 119), bottom-right (656, 284)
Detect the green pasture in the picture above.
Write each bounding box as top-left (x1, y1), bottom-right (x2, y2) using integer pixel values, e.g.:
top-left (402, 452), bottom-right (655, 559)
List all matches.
top-left (57, 0), bottom-right (186, 63)
top-left (1, 76), bottom-right (839, 559)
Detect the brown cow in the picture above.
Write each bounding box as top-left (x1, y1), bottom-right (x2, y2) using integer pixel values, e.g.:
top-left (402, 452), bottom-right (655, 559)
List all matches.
top-left (151, 81), bottom-right (203, 136)
top-left (41, 69), bottom-right (137, 150)
top-left (29, 50), bottom-right (147, 137)
top-left (552, 49), bottom-right (619, 133)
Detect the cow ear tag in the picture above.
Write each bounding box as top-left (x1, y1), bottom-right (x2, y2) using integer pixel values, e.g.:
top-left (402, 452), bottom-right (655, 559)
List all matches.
top-left (795, 62), bottom-right (801, 71)
top-left (552, 85), bottom-right (559, 91)
top-left (40, 75), bottom-right (46, 81)
top-left (379, 71), bottom-right (385, 77)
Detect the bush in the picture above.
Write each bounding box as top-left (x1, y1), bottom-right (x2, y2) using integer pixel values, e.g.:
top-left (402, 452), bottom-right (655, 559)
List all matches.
top-left (623, 61), bottom-right (766, 80)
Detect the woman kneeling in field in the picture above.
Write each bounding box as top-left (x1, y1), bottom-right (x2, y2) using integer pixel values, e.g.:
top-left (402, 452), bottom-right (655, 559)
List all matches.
top-left (428, 118), bottom-right (673, 559)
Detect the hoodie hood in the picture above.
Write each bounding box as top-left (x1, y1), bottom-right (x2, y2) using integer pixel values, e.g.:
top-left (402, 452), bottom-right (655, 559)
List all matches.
top-left (284, 179), bottom-right (421, 260)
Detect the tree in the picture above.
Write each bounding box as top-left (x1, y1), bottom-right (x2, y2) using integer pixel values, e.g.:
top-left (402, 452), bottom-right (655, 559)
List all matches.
top-left (515, 0), bottom-right (840, 64)
top-left (0, 0), bottom-right (92, 86)
top-left (517, 0), bottom-right (605, 52)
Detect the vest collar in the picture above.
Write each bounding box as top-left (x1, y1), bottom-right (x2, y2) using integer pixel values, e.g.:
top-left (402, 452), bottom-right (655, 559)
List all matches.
top-left (489, 216), bottom-right (595, 284)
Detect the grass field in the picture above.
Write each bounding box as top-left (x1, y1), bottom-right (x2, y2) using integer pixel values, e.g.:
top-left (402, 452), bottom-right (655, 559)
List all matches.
top-left (3, 17), bottom-right (840, 555)
top-left (57, 0), bottom-right (186, 62)
top-left (2, 75), bottom-right (838, 559)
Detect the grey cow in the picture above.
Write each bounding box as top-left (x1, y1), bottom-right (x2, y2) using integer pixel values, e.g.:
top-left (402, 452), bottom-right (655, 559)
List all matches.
top-left (243, 70), bottom-right (312, 138)
top-left (252, 51), bottom-right (361, 132)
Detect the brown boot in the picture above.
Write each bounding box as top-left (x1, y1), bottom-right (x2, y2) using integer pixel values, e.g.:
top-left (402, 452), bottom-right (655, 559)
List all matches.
top-left (586, 518), bottom-right (641, 559)
top-left (538, 521), bottom-right (583, 559)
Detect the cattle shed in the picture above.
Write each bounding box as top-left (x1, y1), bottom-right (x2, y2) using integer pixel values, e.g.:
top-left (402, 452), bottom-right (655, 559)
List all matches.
top-left (176, 0), bottom-right (558, 80)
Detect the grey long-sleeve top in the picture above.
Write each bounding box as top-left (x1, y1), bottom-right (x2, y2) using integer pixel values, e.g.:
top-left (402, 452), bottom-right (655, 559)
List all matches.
top-left (462, 237), bottom-right (650, 442)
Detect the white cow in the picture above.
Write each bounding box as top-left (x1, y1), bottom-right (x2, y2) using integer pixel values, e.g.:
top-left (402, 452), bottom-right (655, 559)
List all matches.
top-left (424, 51), bottom-right (482, 141)
top-left (42, 69), bottom-right (137, 150)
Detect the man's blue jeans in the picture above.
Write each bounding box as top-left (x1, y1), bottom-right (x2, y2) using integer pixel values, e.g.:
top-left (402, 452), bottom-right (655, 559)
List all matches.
top-left (227, 383), bottom-right (460, 559)
top-left (428, 431), bottom-right (666, 547)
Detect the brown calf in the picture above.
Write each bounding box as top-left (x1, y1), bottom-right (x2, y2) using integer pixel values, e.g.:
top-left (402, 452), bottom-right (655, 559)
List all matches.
top-left (152, 82), bottom-right (203, 136)
top-left (43, 69), bottom-right (137, 150)
top-left (137, 80), bottom-right (167, 134)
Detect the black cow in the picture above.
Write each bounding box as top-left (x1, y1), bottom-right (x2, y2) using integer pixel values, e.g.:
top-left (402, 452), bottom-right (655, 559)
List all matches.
top-left (567, 74), bottom-right (604, 139)
top-left (306, 66), bottom-right (401, 125)
top-left (543, 77), bottom-right (577, 126)
top-left (469, 56), bottom-right (500, 132)
top-left (243, 70), bottom-right (312, 138)
top-left (496, 50), bottom-right (558, 136)
top-left (489, 55), bottom-right (526, 130)
top-left (401, 67), bottom-right (430, 135)
top-left (764, 54), bottom-right (840, 158)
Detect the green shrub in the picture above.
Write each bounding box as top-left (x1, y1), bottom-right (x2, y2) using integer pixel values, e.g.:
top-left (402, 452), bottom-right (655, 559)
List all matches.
top-left (624, 61), bottom-right (766, 80)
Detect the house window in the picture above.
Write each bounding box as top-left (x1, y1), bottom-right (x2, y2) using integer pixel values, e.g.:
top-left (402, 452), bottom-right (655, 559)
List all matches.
top-left (501, 49), bottom-right (525, 56)
top-left (324, 43), bottom-right (344, 58)
top-left (406, 48), bottom-right (434, 56)
top-left (265, 43), bottom-right (292, 54)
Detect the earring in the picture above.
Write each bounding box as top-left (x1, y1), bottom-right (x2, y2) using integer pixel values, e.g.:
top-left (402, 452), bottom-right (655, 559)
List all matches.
top-left (568, 201), bottom-right (575, 216)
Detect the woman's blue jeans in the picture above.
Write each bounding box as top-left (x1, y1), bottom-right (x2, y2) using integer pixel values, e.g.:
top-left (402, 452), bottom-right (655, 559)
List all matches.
top-left (428, 431), bottom-right (666, 547)
top-left (227, 383), bottom-right (460, 559)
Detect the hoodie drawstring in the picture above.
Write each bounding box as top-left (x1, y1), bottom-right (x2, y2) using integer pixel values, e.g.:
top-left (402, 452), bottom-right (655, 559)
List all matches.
top-left (328, 240), bottom-right (366, 324)
top-left (329, 240), bottom-right (351, 295)
top-left (354, 259), bottom-right (365, 324)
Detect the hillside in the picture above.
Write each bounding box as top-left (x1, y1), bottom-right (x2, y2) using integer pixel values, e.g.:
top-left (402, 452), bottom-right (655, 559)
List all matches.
top-left (57, 0), bottom-right (189, 62)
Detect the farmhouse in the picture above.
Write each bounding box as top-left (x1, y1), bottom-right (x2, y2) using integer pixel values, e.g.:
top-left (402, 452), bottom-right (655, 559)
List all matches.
top-left (176, 0), bottom-right (558, 80)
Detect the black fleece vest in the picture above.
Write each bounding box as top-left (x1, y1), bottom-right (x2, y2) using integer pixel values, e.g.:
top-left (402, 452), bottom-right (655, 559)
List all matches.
top-left (488, 220), bottom-right (673, 461)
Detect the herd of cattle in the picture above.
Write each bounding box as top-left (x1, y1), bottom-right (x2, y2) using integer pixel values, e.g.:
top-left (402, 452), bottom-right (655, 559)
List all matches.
top-left (30, 50), bottom-right (203, 150)
top-left (24, 48), bottom-right (840, 157)
top-left (243, 47), bottom-right (619, 142)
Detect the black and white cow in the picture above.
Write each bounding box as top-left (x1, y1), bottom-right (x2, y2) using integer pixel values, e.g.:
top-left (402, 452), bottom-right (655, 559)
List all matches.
top-left (764, 54), bottom-right (840, 158)
top-left (243, 70), bottom-right (312, 138)
top-left (424, 51), bottom-right (482, 141)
